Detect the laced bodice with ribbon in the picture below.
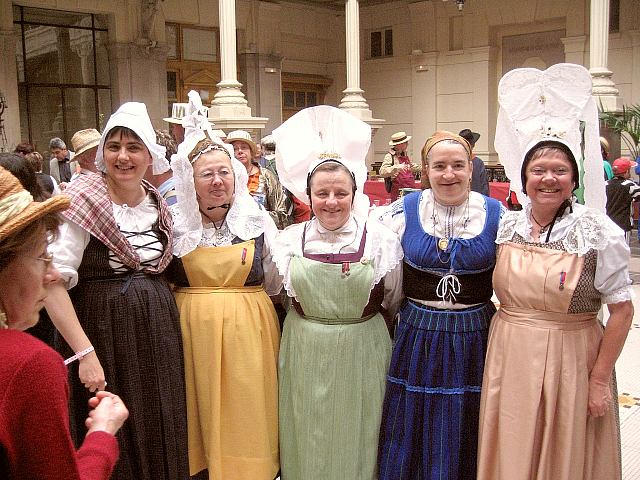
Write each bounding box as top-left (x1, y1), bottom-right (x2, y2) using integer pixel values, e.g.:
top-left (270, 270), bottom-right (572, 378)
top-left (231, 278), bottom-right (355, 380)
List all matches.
top-left (400, 191), bottom-right (501, 305)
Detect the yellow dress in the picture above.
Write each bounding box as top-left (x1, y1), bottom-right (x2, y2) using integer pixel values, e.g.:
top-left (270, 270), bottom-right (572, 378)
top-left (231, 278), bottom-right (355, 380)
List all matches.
top-left (174, 239), bottom-right (280, 479)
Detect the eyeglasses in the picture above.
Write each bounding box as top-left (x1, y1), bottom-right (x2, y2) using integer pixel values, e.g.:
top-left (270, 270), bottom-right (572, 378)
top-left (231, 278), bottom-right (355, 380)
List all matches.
top-left (528, 167), bottom-right (570, 177)
top-left (195, 169), bottom-right (232, 182)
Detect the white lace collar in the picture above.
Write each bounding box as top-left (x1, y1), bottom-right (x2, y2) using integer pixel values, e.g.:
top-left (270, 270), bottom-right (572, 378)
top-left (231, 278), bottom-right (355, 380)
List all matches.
top-left (497, 202), bottom-right (612, 255)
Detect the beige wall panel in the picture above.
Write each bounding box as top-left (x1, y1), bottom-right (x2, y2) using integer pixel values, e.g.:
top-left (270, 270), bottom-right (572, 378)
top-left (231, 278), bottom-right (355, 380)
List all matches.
top-left (620, 0), bottom-right (640, 31)
top-left (281, 59), bottom-right (328, 76)
top-left (533, 0), bottom-right (571, 22)
top-left (564, 0), bottom-right (585, 36)
top-left (362, 67), bottom-right (412, 100)
top-left (469, 8), bottom-right (490, 47)
top-left (281, 34), bottom-right (331, 63)
top-left (436, 60), bottom-right (473, 94)
top-left (162, 0), bottom-right (210, 26)
top-left (326, 62), bottom-right (346, 106)
top-left (436, 92), bottom-right (473, 123)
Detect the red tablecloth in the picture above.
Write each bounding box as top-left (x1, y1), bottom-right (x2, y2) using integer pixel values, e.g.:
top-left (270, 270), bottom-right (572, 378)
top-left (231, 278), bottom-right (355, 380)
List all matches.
top-left (364, 179), bottom-right (511, 207)
top-left (363, 179), bottom-right (421, 206)
top-left (489, 182), bottom-right (510, 207)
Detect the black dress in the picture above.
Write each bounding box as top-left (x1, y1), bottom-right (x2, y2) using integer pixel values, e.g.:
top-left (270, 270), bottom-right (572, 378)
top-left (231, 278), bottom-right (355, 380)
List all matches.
top-left (58, 235), bottom-right (189, 480)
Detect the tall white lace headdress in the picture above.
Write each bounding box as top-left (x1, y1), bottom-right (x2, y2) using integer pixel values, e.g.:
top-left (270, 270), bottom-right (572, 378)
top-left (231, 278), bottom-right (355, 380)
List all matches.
top-left (273, 105), bottom-right (372, 220)
top-left (170, 91), bottom-right (266, 257)
top-left (495, 63), bottom-right (605, 212)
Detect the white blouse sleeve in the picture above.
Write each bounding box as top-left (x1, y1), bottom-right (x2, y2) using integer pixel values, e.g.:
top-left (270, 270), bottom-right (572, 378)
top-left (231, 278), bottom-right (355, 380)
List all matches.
top-left (50, 220), bottom-right (90, 289)
top-left (382, 262), bottom-right (404, 317)
top-left (261, 211), bottom-right (284, 296)
top-left (373, 198), bottom-right (406, 239)
top-left (595, 220), bottom-right (633, 305)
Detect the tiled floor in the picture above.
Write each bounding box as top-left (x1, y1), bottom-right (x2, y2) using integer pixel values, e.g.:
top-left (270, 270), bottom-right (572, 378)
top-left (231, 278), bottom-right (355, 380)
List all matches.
top-left (618, 237), bottom-right (640, 479)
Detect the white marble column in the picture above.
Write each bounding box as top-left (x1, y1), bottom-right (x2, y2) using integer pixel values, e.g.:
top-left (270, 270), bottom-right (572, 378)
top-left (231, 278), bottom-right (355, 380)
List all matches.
top-left (210, 0), bottom-right (250, 116)
top-left (589, 0), bottom-right (621, 111)
top-left (338, 0), bottom-right (373, 119)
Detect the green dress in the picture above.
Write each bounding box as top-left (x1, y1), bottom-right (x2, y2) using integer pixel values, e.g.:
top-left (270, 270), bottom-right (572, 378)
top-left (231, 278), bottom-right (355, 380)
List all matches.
top-left (278, 254), bottom-right (392, 480)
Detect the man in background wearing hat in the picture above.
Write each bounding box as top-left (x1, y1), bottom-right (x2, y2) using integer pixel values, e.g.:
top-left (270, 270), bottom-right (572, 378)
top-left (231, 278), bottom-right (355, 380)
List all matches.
top-left (227, 129), bottom-right (293, 229)
top-left (379, 131), bottom-right (421, 201)
top-left (459, 128), bottom-right (489, 196)
top-left (48, 137), bottom-right (77, 186)
top-left (606, 156), bottom-right (640, 242)
top-left (69, 128), bottom-right (100, 182)
top-left (163, 102), bottom-right (188, 144)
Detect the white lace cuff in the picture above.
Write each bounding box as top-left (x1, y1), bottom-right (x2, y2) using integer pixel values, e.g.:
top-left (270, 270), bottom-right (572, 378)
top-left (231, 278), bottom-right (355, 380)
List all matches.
top-left (602, 286), bottom-right (633, 305)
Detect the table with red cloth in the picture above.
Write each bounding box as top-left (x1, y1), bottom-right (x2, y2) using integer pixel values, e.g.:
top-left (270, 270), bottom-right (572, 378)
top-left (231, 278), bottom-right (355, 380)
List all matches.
top-left (364, 179), bottom-right (511, 207)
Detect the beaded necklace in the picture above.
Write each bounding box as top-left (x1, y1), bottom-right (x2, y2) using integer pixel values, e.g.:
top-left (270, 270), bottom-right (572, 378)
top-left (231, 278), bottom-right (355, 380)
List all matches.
top-left (430, 192), bottom-right (470, 252)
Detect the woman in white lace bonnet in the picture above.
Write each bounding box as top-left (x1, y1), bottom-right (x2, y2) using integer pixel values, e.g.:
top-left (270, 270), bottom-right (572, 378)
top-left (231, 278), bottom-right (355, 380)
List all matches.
top-left (169, 92), bottom-right (281, 480)
top-left (272, 105), bottom-right (403, 480)
top-left (477, 63), bottom-right (633, 480)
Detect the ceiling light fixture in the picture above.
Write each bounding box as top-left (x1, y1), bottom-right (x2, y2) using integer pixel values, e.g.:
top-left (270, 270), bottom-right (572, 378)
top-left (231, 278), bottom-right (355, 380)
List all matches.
top-left (443, 0), bottom-right (466, 12)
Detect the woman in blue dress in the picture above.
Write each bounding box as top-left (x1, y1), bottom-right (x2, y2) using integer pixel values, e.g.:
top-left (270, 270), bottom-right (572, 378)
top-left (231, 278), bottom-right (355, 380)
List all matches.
top-left (377, 130), bottom-right (502, 480)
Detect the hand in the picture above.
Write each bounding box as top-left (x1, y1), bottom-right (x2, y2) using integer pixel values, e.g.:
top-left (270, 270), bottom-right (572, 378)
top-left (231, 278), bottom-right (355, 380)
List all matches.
top-left (78, 351), bottom-right (106, 393)
top-left (588, 376), bottom-right (612, 417)
top-left (85, 391), bottom-right (129, 436)
top-left (59, 182), bottom-right (69, 191)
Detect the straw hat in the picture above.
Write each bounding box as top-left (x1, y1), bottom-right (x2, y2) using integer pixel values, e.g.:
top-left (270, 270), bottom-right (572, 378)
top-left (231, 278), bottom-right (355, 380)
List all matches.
top-left (226, 130), bottom-right (257, 157)
top-left (163, 103), bottom-right (190, 124)
top-left (71, 128), bottom-right (101, 157)
top-left (0, 167), bottom-right (69, 241)
top-left (389, 131), bottom-right (412, 146)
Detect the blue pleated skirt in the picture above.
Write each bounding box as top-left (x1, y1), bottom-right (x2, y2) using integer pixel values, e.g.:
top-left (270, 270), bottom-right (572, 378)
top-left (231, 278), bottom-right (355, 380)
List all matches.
top-left (378, 300), bottom-right (495, 480)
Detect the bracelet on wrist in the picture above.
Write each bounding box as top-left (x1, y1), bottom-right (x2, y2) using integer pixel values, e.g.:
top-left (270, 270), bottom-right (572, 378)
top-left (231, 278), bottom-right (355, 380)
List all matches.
top-left (64, 346), bottom-right (95, 366)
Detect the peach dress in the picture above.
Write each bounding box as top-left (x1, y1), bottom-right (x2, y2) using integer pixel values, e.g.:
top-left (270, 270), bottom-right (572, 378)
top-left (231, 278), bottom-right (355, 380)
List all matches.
top-left (478, 225), bottom-right (623, 480)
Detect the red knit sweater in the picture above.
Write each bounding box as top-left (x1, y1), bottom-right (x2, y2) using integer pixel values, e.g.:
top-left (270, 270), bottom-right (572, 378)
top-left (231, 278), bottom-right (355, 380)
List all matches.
top-left (0, 329), bottom-right (119, 479)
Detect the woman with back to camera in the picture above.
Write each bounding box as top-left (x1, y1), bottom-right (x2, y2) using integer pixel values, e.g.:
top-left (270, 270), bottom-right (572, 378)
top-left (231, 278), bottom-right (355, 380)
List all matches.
top-left (376, 130), bottom-right (503, 479)
top-left (44, 102), bottom-right (188, 479)
top-left (169, 92), bottom-right (281, 480)
top-left (272, 106), bottom-right (403, 480)
top-left (0, 167), bottom-right (128, 479)
top-left (477, 63), bottom-right (632, 480)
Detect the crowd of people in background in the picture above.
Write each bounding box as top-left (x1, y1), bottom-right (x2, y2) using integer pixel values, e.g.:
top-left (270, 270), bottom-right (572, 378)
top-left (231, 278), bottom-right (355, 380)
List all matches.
top-left (0, 62), bottom-right (635, 480)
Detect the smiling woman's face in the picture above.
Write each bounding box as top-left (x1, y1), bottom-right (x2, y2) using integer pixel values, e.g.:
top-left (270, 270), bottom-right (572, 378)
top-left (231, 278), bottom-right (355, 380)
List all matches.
top-left (524, 150), bottom-right (575, 210)
top-left (103, 129), bottom-right (152, 186)
top-left (425, 141), bottom-right (472, 206)
top-left (192, 150), bottom-right (235, 211)
top-left (309, 168), bottom-right (354, 231)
